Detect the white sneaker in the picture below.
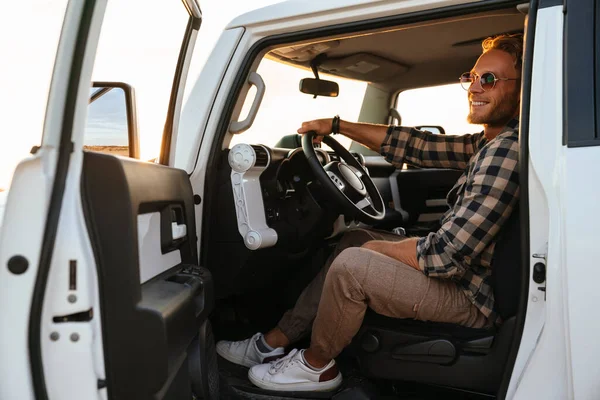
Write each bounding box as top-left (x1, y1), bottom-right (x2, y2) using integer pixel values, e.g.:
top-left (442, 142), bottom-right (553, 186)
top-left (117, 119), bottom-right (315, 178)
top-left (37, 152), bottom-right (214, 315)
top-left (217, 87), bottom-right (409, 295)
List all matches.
top-left (248, 349), bottom-right (342, 392)
top-left (216, 333), bottom-right (285, 368)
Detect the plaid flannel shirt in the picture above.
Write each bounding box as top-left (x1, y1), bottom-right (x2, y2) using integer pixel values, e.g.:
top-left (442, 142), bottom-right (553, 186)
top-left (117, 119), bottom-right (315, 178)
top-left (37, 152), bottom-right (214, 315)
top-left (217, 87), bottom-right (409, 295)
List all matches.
top-left (380, 119), bottom-right (520, 323)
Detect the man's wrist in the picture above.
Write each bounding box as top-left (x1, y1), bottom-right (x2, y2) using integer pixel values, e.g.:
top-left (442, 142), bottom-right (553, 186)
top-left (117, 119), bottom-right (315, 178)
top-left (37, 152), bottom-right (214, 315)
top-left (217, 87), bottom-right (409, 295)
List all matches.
top-left (331, 115), bottom-right (340, 134)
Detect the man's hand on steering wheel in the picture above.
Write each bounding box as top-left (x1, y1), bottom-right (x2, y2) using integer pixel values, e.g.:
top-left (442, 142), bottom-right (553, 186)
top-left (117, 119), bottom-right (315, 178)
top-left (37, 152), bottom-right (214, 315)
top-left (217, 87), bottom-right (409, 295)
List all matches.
top-left (297, 118), bottom-right (335, 144)
top-left (298, 119), bottom-right (386, 224)
top-left (298, 117), bottom-right (387, 151)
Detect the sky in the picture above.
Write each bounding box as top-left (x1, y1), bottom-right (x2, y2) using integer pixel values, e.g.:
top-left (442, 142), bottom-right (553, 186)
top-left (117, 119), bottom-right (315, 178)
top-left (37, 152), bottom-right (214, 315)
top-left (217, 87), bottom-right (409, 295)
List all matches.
top-left (0, 0), bottom-right (479, 191)
top-left (0, 0), bottom-right (285, 190)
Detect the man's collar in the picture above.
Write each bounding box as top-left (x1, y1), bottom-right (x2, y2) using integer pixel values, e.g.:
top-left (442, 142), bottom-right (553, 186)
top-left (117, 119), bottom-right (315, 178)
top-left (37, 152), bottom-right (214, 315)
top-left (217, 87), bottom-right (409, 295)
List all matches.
top-left (481, 118), bottom-right (519, 142)
top-left (505, 118), bottom-right (520, 131)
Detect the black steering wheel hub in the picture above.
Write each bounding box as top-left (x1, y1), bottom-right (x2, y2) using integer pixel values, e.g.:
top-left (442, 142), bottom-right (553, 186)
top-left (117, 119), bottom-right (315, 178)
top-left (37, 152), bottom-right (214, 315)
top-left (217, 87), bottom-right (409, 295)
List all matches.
top-left (338, 164), bottom-right (365, 191)
top-left (302, 132), bottom-right (385, 224)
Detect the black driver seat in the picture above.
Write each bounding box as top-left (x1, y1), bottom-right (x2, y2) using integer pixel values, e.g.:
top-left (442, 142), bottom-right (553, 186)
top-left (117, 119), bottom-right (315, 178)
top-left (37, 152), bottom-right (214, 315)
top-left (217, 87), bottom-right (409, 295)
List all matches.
top-left (353, 207), bottom-right (522, 394)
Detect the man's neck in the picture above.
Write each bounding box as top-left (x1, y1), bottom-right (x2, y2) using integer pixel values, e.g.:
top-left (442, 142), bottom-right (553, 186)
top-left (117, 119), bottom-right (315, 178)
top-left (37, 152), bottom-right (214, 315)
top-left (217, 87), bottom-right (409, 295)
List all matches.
top-left (483, 125), bottom-right (504, 140)
top-left (483, 113), bottom-right (519, 140)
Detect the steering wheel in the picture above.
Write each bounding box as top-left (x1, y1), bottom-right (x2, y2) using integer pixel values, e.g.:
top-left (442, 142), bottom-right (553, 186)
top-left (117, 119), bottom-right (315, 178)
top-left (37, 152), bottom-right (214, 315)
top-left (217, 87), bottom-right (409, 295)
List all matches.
top-left (302, 132), bottom-right (385, 224)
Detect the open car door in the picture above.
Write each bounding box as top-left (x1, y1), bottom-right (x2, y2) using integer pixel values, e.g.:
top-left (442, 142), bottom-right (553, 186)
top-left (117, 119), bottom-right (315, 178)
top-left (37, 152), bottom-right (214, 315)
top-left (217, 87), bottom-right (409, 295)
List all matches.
top-left (0, 1), bottom-right (216, 400)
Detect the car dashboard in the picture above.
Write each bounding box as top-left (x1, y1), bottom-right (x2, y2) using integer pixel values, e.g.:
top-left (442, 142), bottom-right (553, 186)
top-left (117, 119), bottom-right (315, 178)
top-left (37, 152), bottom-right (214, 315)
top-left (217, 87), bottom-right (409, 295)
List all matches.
top-left (227, 143), bottom-right (366, 252)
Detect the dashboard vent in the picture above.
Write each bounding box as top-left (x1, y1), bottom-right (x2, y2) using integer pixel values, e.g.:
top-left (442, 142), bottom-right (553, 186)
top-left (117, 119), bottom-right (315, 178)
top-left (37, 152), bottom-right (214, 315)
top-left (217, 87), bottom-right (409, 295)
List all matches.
top-left (251, 145), bottom-right (270, 168)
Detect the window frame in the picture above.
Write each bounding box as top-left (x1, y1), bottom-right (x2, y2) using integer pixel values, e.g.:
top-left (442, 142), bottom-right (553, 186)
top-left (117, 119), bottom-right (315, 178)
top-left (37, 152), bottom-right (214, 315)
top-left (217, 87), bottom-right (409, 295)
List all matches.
top-left (159, 13), bottom-right (202, 165)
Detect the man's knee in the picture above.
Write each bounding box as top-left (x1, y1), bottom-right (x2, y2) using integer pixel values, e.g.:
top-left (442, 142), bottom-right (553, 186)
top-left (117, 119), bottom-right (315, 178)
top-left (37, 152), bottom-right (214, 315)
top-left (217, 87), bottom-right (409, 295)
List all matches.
top-left (337, 229), bottom-right (377, 250)
top-left (328, 247), bottom-right (369, 280)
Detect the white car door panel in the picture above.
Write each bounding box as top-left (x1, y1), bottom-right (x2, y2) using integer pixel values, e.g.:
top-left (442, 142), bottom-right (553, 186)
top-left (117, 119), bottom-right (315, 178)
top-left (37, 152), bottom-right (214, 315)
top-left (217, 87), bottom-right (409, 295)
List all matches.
top-left (0, 1), bottom-right (107, 399)
top-left (1, 0), bottom-right (215, 399)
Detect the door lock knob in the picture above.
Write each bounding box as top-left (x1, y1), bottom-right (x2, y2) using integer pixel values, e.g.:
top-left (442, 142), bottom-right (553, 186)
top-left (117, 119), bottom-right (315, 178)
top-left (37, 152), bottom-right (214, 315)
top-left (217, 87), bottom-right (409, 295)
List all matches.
top-left (533, 262), bottom-right (546, 284)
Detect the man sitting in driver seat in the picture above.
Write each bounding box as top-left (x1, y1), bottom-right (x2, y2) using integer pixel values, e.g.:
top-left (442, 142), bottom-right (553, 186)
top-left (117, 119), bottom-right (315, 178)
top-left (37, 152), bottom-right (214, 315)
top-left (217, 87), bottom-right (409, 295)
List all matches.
top-left (217, 33), bottom-right (522, 392)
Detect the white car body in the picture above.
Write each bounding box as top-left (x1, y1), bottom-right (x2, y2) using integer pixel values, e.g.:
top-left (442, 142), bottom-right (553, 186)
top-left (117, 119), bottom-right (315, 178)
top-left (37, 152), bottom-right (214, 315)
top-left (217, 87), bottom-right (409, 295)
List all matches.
top-left (1, 0), bottom-right (599, 399)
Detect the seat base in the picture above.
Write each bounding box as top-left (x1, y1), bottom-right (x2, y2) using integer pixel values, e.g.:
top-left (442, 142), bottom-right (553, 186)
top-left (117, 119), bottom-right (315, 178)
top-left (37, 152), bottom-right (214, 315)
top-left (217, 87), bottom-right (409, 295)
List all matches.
top-left (362, 311), bottom-right (496, 340)
top-left (352, 313), bottom-right (516, 395)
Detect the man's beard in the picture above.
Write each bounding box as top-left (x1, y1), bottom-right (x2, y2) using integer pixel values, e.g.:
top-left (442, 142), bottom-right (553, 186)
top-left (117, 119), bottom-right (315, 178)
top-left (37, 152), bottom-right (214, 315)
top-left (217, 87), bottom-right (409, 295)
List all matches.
top-left (467, 88), bottom-right (520, 127)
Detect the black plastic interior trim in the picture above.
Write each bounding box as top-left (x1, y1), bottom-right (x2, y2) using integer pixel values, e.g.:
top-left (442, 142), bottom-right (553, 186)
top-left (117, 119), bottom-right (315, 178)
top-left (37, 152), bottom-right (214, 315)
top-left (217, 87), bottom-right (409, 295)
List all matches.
top-left (160, 15), bottom-right (201, 165)
top-left (496, 0), bottom-right (537, 398)
top-left (201, 0), bottom-right (523, 268)
top-left (28, 2), bottom-right (96, 399)
top-left (564, 0), bottom-right (598, 147)
top-left (538, 0), bottom-right (562, 8)
top-left (81, 153), bottom-right (200, 399)
top-left (596, 0), bottom-right (600, 140)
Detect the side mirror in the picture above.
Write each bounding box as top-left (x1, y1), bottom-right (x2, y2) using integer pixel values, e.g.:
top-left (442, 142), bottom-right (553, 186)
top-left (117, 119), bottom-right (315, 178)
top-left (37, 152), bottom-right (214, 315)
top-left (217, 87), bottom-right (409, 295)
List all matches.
top-left (299, 78), bottom-right (339, 97)
top-left (415, 125), bottom-right (446, 135)
top-left (85, 82), bottom-right (140, 158)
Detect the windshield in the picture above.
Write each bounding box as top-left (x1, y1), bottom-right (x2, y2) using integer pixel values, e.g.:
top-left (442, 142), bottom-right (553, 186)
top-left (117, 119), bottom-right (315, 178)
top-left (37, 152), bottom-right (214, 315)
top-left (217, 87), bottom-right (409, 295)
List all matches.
top-left (396, 83), bottom-right (482, 135)
top-left (229, 58), bottom-right (368, 150)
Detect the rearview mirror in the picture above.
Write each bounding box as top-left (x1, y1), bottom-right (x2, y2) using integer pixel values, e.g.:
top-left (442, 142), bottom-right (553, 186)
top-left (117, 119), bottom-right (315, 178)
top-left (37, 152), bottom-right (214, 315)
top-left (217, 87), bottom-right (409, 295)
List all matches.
top-left (299, 78), bottom-right (339, 97)
top-left (85, 82), bottom-right (140, 158)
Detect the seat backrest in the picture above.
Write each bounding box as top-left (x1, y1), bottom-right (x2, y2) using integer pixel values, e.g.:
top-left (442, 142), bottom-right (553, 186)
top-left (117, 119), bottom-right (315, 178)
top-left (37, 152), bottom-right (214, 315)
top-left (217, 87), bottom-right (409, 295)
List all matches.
top-left (491, 206), bottom-right (522, 320)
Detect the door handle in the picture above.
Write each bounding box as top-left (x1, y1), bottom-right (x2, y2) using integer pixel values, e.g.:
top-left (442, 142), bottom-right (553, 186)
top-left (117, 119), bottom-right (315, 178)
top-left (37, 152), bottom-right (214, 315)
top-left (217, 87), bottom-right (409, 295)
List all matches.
top-left (171, 222), bottom-right (187, 241)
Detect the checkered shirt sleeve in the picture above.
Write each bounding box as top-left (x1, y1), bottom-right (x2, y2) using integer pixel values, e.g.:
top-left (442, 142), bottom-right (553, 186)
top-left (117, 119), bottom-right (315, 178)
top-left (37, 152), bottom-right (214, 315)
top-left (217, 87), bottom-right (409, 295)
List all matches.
top-left (380, 126), bottom-right (486, 170)
top-left (415, 132), bottom-right (520, 278)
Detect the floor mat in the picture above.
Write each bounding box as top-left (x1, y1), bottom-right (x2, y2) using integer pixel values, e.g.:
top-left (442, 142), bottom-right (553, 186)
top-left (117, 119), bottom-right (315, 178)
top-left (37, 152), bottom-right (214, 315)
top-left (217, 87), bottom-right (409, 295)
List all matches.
top-left (217, 353), bottom-right (381, 400)
top-left (217, 353), bottom-right (494, 400)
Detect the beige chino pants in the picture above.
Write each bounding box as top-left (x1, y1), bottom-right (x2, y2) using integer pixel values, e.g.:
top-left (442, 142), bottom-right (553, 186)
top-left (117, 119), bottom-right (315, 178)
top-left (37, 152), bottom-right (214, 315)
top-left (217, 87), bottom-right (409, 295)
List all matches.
top-left (277, 229), bottom-right (489, 359)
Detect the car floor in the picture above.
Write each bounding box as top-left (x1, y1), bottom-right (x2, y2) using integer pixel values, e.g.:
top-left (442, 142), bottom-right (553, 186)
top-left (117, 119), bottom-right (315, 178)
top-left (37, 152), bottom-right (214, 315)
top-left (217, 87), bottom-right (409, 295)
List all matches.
top-left (216, 350), bottom-right (495, 400)
top-left (217, 351), bottom-right (389, 400)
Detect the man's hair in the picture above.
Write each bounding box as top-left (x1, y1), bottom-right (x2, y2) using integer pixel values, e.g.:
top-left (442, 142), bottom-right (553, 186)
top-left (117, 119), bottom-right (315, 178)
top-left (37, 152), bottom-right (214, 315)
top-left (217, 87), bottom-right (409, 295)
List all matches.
top-left (482, 33), bottom-right (524, 72)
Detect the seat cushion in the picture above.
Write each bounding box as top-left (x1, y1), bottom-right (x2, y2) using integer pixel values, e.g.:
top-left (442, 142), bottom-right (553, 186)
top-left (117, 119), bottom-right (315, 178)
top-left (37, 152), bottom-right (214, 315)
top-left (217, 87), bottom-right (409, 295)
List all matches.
top-left (362, 309), bottom-right (496, 341)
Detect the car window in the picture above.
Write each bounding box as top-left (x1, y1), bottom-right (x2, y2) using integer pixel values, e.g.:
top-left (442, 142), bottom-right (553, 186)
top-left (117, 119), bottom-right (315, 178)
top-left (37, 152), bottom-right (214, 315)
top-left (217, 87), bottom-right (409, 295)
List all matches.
top-left (229, 58), bottom-right (368, 150)
top-left (396, 83), bottom-right (482, 135)
top-left (89, 0), bottom-right (189, 161)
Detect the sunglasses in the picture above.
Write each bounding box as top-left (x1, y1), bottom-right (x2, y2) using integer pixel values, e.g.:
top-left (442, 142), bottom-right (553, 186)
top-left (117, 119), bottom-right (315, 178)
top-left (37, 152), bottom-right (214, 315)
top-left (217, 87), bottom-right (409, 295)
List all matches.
top-left (459, 72), bottom-right (519, 91)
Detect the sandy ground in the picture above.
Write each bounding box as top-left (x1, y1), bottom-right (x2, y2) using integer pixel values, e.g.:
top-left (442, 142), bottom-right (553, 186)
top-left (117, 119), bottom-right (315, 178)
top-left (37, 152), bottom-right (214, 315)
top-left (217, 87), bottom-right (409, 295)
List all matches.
top-left (84, 145), bottom-right (129, 157)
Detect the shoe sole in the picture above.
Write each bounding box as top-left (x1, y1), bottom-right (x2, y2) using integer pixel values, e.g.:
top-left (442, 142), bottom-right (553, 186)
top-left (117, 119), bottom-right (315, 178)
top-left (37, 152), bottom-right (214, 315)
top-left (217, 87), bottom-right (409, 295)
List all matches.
top-left (248, 369), bottom-right (343, 392)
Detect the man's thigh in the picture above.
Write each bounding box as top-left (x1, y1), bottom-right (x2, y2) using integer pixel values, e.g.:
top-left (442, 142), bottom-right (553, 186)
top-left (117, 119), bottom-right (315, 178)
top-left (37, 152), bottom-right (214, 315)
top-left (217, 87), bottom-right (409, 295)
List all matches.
top-left (350, 248), bottom-right (429, 320)
top-left (347, 247), bottom-right (488, 329)
top-left (417, 277), bottom-right (489, 328)
top-left (337, 228), bottom-right (405, 249)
